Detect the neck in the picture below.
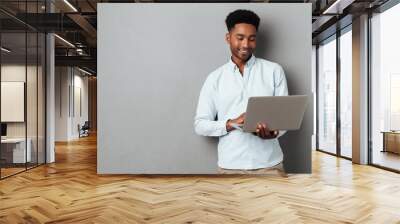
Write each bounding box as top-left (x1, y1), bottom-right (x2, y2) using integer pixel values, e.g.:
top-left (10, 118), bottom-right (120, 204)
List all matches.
top-left (231, 55), bottom-right (251, 75)
top-left (231, 54), bottom-right (251, 68)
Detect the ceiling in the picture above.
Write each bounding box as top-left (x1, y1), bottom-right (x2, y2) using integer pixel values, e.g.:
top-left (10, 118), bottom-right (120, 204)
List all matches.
top-left (0, 0), bottom-right (392, 74)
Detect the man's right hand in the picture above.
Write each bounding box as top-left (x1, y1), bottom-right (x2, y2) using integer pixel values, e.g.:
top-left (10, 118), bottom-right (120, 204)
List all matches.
top-left (226, 113), bottom-right (246, 132)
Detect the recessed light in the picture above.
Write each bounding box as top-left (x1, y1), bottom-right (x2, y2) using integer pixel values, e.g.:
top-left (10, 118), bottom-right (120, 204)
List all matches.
top-left (63, 0), bottom-right (78, 12)
top-left (54, 34), bottom-right (75, 48)
top-left (1, 47), bottom-right (11, 53)
top-left (78, 67), bottom-right (93, 76)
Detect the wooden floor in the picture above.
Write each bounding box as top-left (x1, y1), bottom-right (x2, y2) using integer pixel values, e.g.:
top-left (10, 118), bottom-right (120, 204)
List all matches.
top-left (1, 135), bottom-right (400, 223)
top-left (0, 167), bottom-right (26, 178)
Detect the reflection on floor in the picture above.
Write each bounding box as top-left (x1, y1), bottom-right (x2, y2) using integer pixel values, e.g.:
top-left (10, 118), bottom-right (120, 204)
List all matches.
top-left (373, 150), bottom-right (400, 171)
top-left (0, 167), bottom-right (25, 178)
top-left (0, 162), bottom-right (39, 178)
top-left (341, 147), bottom-right (352, 158)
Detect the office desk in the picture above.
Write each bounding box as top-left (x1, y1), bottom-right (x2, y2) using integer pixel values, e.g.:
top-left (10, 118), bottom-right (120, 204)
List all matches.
top-left (1, 138), bottom-right (32, 163)
top-left (381, 131), bottom-right (400, 154)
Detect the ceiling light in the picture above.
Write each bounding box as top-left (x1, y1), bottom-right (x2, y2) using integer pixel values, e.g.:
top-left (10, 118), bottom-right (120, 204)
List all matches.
top-left (63, 0), bottom-right (78, 12)
top-left (54, 34), bottom-right (75, 48)
top-left (322, 0), bottom-right (355, 15)
top-left (323, 0), bottom-right (343, 14)
top-left (1, 47), bottom-right (11, 53)
top-left (78, 67), bottom-right (93, 76)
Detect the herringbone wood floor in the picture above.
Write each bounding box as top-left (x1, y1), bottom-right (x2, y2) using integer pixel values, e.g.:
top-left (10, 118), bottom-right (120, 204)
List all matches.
top-left (1, 134), bottom-right (400, 224)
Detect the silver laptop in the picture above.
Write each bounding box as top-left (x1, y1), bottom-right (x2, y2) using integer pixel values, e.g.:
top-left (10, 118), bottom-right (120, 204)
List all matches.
top-left (234, 95), bottom-right (308, 132)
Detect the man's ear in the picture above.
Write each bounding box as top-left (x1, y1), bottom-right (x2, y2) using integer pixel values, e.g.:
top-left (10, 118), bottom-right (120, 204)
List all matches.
top-left (225, 33), bottom-right (230, 44)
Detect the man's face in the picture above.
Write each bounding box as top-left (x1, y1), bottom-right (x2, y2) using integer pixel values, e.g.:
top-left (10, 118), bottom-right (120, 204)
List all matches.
top-left (226, 23), bottom-right (257, 62)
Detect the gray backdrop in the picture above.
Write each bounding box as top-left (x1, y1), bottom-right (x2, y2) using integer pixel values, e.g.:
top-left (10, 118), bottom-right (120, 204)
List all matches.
top-left (98, 3), bottom-right (312, 174)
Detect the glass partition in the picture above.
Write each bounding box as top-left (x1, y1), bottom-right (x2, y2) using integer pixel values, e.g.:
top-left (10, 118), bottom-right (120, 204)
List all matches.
top-left (27, 31), bottom-right (38, 169)
top-left (38, 32), bottom-right (45, 165)
top-left (0, 1), bottom-right (46, 179)
top-left (0, 31), bottom-right (28, 177)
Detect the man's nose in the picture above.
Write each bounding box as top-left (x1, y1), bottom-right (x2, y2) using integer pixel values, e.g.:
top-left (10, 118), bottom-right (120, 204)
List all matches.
top-left (242, 39), bottom-right (249, 48)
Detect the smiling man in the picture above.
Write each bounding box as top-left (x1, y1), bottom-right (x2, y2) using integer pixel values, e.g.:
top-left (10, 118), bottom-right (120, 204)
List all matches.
top-left (194, 9), bottom-right (288, 175)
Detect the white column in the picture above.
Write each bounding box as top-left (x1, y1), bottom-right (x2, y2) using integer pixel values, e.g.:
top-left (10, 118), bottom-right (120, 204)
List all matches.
top-left (46, 33), bottom-right (55, 163)
top-left (352, 14), bottom-right (369, 164)
top-left (45, 0), bottom-right (56, 163)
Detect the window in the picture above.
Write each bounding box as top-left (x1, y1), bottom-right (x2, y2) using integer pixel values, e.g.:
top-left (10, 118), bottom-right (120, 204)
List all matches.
top-left (318, 36), bottom-right (337, 154)
top-left (371, 2), bottom-right (400, 171)
top-left (339, 29), bottom-right (352, 158)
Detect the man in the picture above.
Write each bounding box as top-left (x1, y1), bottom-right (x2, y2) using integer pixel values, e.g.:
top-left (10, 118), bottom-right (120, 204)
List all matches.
top-left (194, 9), bottom-right (288, 175)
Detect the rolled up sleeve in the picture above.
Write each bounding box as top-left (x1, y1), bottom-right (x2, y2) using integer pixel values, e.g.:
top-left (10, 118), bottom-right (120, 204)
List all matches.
top-left (194, 76), bottom-right (228, 137)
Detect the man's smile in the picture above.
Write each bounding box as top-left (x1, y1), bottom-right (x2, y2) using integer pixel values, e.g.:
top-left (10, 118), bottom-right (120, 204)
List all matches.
top-left (239, 49), bottom-right (251, 54)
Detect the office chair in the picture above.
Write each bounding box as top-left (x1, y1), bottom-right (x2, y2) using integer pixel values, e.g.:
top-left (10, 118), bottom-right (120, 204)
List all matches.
top-left (79, 121), bottom-right (90, 138)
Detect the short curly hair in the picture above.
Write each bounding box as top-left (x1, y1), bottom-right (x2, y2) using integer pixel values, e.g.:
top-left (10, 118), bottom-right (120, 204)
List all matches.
top-left (225, 9), bottom-right (260, 32)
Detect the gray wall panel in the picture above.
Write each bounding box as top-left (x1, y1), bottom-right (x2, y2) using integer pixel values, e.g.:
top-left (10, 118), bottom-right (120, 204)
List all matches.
top-left (98, 3), bottom-right (312, 174)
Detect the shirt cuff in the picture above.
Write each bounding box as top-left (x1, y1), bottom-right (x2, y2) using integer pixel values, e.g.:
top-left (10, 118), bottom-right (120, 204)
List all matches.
top-left (218, 119), bottom-right (229, 136)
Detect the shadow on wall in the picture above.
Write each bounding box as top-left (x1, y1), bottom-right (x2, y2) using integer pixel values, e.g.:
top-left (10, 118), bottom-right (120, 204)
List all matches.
top-left (254, 31), bottom-right (268, 57)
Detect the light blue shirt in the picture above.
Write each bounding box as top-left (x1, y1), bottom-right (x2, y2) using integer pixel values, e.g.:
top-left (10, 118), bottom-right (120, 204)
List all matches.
top-left (194, 55), bottom-right (289, 169)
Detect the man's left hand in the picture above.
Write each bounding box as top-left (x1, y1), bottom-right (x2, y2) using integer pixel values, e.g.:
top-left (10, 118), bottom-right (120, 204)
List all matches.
top-left (254, 123), bottom-right (279, 139)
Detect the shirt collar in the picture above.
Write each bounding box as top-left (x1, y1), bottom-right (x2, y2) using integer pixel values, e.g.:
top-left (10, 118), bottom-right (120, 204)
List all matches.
top-left (228, 54), bottom-right (256, 72)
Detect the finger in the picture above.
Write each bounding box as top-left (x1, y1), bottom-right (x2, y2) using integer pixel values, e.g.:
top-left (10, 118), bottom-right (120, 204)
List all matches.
top-left (261, 124), bottom-right (267, 137)
top-left (257, 124), bottom-right (263, 137)
top-left (263, 123), bottom-right (271, 132)
top-left (259, 124), bottom-right (266, 138)
top-left (266, 124), bottom-right (276, 139)
top-left (261, 124), bottom-right (270, 138)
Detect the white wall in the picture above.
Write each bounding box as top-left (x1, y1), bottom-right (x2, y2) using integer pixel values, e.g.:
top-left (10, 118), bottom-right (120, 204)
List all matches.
top-left (72, 73), bottom-right (89, 138)
top-left (1, 66), bottom-right (26, 130)
top-left (1, 65), bottom-right (39, 138)
top-left (1, 64), bottom-right (46, 164)
top-left (55, 67), bottom-right (89, 141)
top-left (55, 67), bottom-right (69, 141)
